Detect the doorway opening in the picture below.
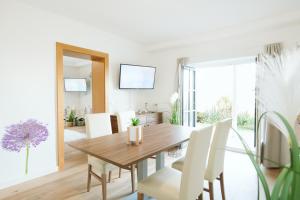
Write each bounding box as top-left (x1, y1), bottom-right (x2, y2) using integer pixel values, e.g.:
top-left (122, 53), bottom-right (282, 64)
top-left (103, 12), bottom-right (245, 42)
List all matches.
top-left (56, 43), bottom-right (109, 170)
top-left (182, 58), bottom-right (256, 150)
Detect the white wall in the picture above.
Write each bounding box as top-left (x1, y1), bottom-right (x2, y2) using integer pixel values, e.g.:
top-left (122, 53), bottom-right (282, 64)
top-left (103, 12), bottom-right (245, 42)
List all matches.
top-left (0, 0), bottom-right (151, 189)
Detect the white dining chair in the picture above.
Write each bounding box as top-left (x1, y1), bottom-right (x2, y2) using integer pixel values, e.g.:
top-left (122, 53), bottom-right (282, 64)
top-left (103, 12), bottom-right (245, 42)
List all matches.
top-left (137, 125), bottom-right (213, 200)
top-left (85, 113), bottom-right (135, 200)
top-left (116, 110), bottom-right (136, 132)
top-left (172, 118), bottom-right (232, 200)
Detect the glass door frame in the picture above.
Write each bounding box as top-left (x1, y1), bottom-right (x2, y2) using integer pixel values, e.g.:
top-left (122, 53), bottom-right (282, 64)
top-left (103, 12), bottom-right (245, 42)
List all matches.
top-left (181, 66), bottom-right (196, 127)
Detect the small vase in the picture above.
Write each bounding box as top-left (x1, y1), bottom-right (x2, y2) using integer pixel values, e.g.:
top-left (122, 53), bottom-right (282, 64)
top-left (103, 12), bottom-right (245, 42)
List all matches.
top-left (127, 125), bottom-right (143, 145)
top-left (65, 122), bottom-right (74, 127)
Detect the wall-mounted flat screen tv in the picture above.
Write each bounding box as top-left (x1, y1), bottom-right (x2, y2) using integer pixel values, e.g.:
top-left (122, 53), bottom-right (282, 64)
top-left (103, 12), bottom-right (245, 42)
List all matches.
top-left (64, 78), bottom-right (87, 92)
top-left (119, 64), bottom-right (156, 89)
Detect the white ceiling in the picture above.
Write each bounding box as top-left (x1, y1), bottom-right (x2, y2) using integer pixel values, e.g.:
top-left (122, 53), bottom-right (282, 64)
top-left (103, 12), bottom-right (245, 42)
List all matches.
top-left (19, 0), bottom-right (300, 47)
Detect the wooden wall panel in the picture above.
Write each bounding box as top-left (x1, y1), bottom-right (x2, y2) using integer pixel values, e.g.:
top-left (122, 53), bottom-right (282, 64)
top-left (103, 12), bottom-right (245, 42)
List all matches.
top-left (56, 44), bottom-right (65, 170)
top-left (92, 60), bottom-right (106, 113)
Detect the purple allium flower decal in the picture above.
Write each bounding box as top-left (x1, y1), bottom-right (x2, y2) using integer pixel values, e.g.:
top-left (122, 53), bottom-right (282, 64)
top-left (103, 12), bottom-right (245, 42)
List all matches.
top-left (1, 119), bottom-right (48, 174)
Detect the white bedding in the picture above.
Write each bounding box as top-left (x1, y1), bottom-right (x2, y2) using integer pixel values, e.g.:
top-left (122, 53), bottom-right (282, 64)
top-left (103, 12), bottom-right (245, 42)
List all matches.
top-left (64, 129), bottom-right (86, 142)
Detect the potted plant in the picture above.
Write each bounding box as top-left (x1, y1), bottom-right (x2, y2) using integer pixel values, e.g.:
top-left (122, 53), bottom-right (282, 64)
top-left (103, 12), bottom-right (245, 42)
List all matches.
top-left (234, 112), bottom-right (300, 200)
top-left (127, 118), bottom-right (143, 145)
top-left (168, 92), bottom-right (184, 155)
top-left (65, 110), bottom-right (75, 127)
top-left (75, 117), bottom-right (85, 126)
top-left (169, 92), bottom-right (180, 125)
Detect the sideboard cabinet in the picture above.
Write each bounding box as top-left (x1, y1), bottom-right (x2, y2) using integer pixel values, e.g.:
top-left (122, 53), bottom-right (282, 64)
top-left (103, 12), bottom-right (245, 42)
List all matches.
top-left (110, 112), bottom-right (163, 133)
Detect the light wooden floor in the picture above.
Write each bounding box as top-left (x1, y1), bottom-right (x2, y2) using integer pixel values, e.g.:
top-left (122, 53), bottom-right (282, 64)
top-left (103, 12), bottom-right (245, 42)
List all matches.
top-left (0, 145), bottom-right (279, 200)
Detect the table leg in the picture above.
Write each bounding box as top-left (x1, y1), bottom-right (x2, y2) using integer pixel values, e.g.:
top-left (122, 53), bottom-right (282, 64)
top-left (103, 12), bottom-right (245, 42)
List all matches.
top-left (136, 154), bottom-right (164, 199)
top-left (137, 159), bottom-right (148, 182)
top-left (156, 152), bottom-right (165, 171)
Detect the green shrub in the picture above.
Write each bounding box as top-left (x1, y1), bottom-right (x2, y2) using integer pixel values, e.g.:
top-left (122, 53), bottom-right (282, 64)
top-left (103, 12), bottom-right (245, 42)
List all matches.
top-left (237, 112), bottom-right (254, 130)
top-left (197, 108), bottom-right (225, 124)
top-left (197, 96), bottom-right (232, 124)
top-left (197, 112), bottom-right (208, 123)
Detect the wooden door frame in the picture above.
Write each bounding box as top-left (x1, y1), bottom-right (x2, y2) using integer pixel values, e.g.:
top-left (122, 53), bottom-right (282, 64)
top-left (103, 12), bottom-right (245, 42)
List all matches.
top-left (56, 42), bottom-right (109, 170)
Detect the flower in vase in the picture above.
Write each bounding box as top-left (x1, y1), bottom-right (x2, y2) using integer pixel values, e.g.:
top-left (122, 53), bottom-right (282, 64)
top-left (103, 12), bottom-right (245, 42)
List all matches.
top-left (170, 92), bottom-right (179, 104)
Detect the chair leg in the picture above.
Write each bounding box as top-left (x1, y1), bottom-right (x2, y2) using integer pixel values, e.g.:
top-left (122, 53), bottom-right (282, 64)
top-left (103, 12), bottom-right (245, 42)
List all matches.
top-left (87, 164), bottom-right (92, 192)
top-left (119, 168), bottom-right (122, 178)
top-left (130, 164), bottom-right (135, 193)
top-left (209, 182), bottom-right (214, 200)
top-left (220, 172), bottom-right (226, 200)
top-left (101, 173), bottom-right (107, 200)
top-left (108, 171), bottom-right (112, 183)
top-left (138, 192), bottom-right (144, 200)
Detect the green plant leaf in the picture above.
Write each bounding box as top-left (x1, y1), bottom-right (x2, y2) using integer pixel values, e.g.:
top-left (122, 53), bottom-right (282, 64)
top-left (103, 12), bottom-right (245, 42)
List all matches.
top-left (273, 112), bottom-right (300, 171)
top-left (271, 168), bottom-right (289, 200)
top-left (131, 118), bottom-right (140, 126)
top-left (280, 170), bottom-right (293, 200)
top-left (169, 99), bottom-right (180, 125)
top-left (240, 111), bottom-right (300, 200)
top-left (67, 110), bottom-right (76, 122)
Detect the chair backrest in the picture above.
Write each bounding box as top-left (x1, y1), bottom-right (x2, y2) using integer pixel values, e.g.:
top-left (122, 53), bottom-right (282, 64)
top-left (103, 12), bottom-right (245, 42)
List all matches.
top-left (179, 125), bottom-right (213, 200)
top-left (205, 118), bottom-right (232, 181)
top-left (85, 113), bottom-right (112, 139)
top-left (116, 111), bottom-right (136, 132)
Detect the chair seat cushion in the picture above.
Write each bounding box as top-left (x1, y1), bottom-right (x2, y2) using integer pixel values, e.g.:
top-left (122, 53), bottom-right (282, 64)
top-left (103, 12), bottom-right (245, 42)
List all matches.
top-left (138, 167), bottom-right (181, 200)
top-left (88, 155), bottom-right (117, 174)
top-left (172, 157), bottom-right (185, 171)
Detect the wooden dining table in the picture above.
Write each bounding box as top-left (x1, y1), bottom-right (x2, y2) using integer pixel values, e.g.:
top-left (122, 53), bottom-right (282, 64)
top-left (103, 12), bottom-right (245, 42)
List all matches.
top-left (68, 123), bottom-right (194, 181)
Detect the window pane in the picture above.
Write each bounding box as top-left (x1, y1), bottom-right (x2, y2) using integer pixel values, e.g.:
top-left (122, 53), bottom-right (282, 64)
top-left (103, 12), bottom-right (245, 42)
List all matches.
top-left (183, 112), bottom-right (189, 126)
top-left (183, 91), bottom-right (189, 111)
top-left (191, 111), bottom-right (196, 127)
top-left (183, 69), bottom-right (189, 92)
top-left (189, 91), bottom-right (196, 110)
top-left (189, 70), bottom-right (195, 91)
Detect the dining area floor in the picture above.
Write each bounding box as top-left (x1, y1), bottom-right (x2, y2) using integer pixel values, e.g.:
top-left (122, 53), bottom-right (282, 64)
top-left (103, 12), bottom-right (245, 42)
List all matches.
top-left (0, 147), bottom-right (278, 200)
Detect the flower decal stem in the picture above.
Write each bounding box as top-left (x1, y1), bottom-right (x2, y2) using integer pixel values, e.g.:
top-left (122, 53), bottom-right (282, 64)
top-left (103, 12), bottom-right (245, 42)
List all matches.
top-left (25, 143), bottom-right (29, 174)
top-left (1, 119), bottom-right (48, 174)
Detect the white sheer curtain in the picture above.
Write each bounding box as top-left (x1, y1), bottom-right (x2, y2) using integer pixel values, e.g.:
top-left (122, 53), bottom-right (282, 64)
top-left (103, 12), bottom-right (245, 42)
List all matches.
top-left (176, 57), bottom-right (189, 125)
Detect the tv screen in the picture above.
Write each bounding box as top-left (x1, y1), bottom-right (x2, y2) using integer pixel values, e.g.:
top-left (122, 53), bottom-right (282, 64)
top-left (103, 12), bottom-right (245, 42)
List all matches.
top-left (119, 64), bottom-right (156, 89)
top-left (64, 78), bottom-right (87, 92)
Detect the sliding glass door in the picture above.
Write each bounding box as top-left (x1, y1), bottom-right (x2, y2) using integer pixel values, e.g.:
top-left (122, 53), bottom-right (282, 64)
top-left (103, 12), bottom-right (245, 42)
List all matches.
top-left (181, 58), bottom-right (257, 149)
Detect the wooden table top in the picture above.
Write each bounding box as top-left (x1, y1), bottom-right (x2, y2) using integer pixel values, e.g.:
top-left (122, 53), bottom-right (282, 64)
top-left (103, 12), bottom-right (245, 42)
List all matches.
top-left (68, 123), bottom-right (194, 168)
